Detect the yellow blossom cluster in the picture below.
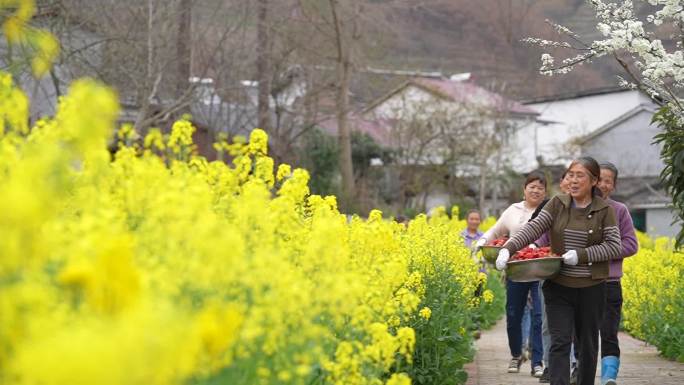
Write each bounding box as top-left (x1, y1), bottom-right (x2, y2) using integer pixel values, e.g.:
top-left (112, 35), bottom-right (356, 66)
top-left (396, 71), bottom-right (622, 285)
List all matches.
top-left (1, 0), bottom-right (59, 76)
top-left (418, 307), bottom-right (431, 320)
top-left (0, 73), bottom-right (488, 385)
top-left (622, 233), bottom-right (683, 361)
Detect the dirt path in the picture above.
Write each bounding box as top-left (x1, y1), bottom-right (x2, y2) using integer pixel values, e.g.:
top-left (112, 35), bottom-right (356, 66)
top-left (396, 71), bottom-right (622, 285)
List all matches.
top-left (464, 318), bottom-right (684, 385)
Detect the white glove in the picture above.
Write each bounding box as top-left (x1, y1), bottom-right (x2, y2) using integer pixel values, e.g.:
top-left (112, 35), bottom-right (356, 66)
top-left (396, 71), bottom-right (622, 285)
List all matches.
top-left (528, 243), bottom-right (537, 249)
top-left (475, 238), bottom-right (487, 249)
top-left (562, 250), bottom-right (578, 266)
top-left (495, 248), bottom-right (510, 271)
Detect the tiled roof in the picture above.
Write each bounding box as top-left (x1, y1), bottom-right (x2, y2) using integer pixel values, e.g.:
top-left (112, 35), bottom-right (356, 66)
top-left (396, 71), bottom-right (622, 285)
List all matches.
top-left (320, 76), bottom-right (538, 148)
top-left (362, 77), bottom-right (538, 117)
top-left (410, 78), bottom-right (538, 116)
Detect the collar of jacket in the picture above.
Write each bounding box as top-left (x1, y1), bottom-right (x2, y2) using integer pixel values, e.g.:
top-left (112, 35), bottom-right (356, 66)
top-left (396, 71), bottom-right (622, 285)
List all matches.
top-left (557, 193), bottom-right (609, 212)
top-left (511, 201), bottom-right (530, 211)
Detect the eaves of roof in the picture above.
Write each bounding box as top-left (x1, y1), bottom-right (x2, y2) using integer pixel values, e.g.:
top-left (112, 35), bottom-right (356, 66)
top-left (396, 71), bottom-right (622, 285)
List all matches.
top-left (521, 86), bottom-right (630, 104)
top-left (362, 78), bottom-right (538, 117)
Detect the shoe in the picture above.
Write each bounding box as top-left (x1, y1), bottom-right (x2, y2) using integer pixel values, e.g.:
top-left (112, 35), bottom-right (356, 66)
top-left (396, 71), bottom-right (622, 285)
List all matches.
top-left (539, 367), bottom-right (550, 383)
top-left (601, 356), bottom-right (620, 385)
top-left (508, 355), bottom-right (524, 373)
top-left (531, 365), bottom-right (544, 378)
top-left (570, 366), bottom-right (578, 385)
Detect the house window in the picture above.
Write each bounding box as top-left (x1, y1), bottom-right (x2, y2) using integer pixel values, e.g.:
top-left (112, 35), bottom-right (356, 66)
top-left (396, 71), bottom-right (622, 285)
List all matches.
top-left (631, 209), bottom-right (646, 232)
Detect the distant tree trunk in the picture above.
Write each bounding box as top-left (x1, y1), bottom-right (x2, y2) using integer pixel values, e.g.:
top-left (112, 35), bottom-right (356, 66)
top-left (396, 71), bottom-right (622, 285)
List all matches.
top-left (176, 0), bottom-right (192, 104)
top-left (492, 121), bottom-right (510, 215)
top-left (479, 164), bottom-right (487, 216)
top-left (257, 0), bottom-right (272, 133)
top-left (330, 0), bottom-right (355, 212)
top-left (336, 57), bottom-right (355, 211)
top-left (134, 0), bottom-right (156, 131)
top-left (420, 189), bottom-right (429, 213)
top-left (492, 148), bottom-right (502, 215)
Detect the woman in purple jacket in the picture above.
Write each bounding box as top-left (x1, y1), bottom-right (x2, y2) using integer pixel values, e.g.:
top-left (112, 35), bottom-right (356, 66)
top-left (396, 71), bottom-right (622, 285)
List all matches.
top-left (596, 163), bottom-right (638, 385)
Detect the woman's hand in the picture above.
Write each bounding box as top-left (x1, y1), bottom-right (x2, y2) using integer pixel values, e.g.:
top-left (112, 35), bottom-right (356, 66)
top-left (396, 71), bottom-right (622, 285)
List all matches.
top-left (562, 250), bottom-right (578, 265)
top-left (496, 249), bottom-right (510, 270)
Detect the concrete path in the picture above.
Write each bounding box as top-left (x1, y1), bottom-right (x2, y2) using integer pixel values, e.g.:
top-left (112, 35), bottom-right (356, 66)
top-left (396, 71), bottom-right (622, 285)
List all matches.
top-left (464, 318), bottom-right (684, 385)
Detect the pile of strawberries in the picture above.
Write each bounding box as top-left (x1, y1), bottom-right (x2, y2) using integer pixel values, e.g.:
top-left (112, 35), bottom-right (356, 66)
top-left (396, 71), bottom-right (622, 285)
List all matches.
top-left (487, 238), bottom-right (507, 247)
top-left (511, 246), bottom-right (553, 261)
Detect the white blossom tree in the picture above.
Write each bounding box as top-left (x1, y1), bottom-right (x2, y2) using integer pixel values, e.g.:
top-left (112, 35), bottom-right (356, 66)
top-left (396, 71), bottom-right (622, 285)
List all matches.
top-left (525, 0), bottom-right (684, 247)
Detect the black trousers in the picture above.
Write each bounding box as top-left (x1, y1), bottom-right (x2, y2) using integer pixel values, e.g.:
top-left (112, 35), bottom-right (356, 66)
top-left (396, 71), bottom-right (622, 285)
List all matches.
top-left (543, 280), bottom-right (606, 385)
top-left (600, 281), bottom-right (623, 358)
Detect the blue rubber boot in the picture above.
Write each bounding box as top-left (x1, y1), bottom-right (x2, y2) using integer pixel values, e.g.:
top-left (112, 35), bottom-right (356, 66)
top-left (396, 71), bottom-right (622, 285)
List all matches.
top-left (601, 356), bottom-right (620, 385)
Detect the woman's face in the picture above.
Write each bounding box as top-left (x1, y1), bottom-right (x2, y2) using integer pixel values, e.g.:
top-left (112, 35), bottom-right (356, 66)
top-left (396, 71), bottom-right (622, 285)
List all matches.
top-left (559, 175), bottom-right (570, 194)
top-left (565, 163), bottom-right (596, 200)
top-left (523, 179), bottom-right (546, 207)
top-left (598, 168), bottom-right (616, 198)
top-left (466, 212), bottom-right (481, 231)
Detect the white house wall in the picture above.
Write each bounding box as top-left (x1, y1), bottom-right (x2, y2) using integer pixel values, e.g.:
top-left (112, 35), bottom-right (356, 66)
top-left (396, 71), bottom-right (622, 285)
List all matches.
top-left (507, 119), bottom-right (546, 172)
top-left (646, 207), bottom-right (679, 238)
top-left (523, 90), bottom-right (655, 169)
top-left (368, 86), bottom-right (467, 166)
top-left (369, 85), bottom-right (535, 173)
top-left (581, 110), bottom-right (663, 178)
top-left (371, 85), bottom-right (459, 120)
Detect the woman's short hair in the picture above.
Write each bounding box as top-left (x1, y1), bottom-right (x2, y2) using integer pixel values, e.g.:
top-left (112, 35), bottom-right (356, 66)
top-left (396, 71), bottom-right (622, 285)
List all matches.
top-left (524, 170), bottom-right (547, 189)
top-left (466, 209), bottom-right (481, 218)
top-left (600, 162), bottom-right (619, 186)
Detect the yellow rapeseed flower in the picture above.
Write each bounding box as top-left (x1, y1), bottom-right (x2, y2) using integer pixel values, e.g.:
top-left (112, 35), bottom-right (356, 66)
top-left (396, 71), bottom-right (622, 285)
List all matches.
top-left (0, 49), bottom-right (498, 384)
top-left (419, 307), bottom-right (431, 320)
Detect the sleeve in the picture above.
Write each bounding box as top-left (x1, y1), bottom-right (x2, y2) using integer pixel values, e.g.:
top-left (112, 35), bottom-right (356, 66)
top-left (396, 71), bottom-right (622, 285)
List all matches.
top-left (617, 205), bottom-right (638, 259)
top-left (503, 198), bottom-right (557, 254)
top-left (577, 206), bottom-right (622, 264)
top-left (481, 206), bottom-right (512, 243)
top-left (534, 232), bottom-right (550, 248)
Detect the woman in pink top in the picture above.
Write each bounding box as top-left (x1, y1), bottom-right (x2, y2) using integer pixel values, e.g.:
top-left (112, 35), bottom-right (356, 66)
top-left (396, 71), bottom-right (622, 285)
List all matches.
top-left (476, 171), bottom-right (547, 377)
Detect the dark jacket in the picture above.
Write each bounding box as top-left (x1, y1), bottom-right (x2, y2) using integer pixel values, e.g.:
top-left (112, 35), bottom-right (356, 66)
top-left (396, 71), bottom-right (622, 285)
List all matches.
top-left (504, 194), bottom-right (621, 288)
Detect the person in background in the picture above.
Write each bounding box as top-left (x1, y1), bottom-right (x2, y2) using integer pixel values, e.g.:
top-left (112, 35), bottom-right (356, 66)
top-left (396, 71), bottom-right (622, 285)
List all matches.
top-left (475, 171), bottom-right (547, 377)
top-left (462, 209), bottom-right (484, 248)
top-left (462, 209), bottom-right (485, 339)
top-left (496, 157), bottom-right (621, 385)
top-left (521, 293), bottom-right (533, 360)
top-left (597, 162), bottom-right (638, 385)
top-left (536, 172), bottom-right (569, 383)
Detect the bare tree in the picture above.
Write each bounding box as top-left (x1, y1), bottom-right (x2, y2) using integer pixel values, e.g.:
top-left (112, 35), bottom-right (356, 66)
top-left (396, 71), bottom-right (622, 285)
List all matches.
top-left (293, 0), bottom-right (391, 211)
top-left (381, 97), bottom-right (478, 212)
top-left (256, 0), bottom-right (272, 133)
top-left (175, 0), bottom-right (191, 102)
top-left (328, 0), bottom-right (359, 211)
top-left (34, 0), bottom-right (254, 132)
top-left (373, 83), bottom-right (533, 215)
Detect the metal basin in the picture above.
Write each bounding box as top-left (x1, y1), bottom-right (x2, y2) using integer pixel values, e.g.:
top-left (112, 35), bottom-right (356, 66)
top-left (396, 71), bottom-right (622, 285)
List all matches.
top-left (479, 246), bottom-right (502, 264)
top-left (506, 256), bottom-right (562, 282)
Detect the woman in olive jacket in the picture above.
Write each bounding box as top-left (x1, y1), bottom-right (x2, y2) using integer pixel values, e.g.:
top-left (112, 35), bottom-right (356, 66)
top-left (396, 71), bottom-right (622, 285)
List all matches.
top-left (495, 157), bottom-right (621, 385)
